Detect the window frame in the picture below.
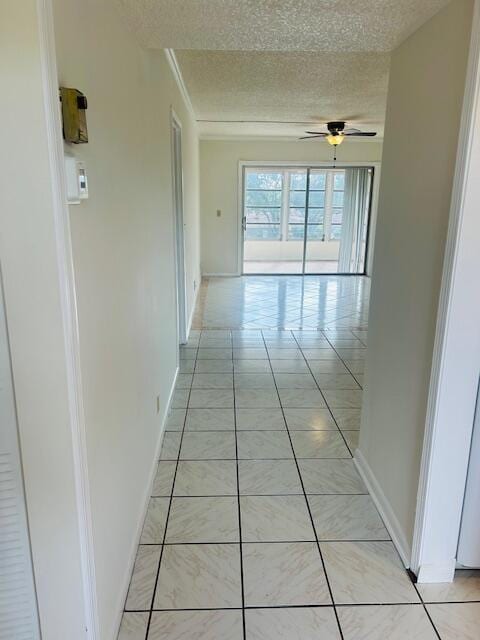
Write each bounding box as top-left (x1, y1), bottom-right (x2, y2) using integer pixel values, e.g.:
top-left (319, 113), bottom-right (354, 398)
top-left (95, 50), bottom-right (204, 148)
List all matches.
top-left (244, 167), bottom-right (346, 243)
top-left (243, 165), bottom-right (349, 243)
top-left (285, 169), bottom-right (345, 243)
top-left (328, 171), bottom-right (345, 241)
top-left (285, 169), bottom-right (309, 242)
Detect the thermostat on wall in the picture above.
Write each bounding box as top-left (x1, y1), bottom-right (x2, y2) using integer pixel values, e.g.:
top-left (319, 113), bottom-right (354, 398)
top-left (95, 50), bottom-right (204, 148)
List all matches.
top-left (65, 155), bottom-right (89, 204)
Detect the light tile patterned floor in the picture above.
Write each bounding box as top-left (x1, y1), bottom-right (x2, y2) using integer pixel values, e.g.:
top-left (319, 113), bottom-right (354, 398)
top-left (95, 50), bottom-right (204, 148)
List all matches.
top-left (192, 275), bottom-right (370, 330)
top-left (119, 277), bottom-right (480, 639)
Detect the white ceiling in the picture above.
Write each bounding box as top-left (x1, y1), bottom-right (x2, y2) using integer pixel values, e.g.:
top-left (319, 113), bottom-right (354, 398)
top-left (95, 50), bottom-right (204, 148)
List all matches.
top-left (117, 0), bottom-right (450, 52)
top-left (116, 0), bottom-right (450, 138)
top-left (175, 50), bottom-right (390, 138)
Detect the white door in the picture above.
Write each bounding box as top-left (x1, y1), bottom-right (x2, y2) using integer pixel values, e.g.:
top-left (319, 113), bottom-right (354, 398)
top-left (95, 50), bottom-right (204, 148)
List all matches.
top-left (0, 273), bottom-right (41, 639)
top-left (457, 379), bottom-right (480, 568)
top-left (171, 114), bottom-right (188, 345)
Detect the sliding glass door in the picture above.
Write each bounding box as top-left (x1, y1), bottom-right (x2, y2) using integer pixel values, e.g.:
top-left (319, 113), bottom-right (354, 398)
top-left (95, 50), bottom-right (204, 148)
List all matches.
top-left (243, 169), bottom-right (304, 273)
top-left (243, 165), bottom-right (373, 275)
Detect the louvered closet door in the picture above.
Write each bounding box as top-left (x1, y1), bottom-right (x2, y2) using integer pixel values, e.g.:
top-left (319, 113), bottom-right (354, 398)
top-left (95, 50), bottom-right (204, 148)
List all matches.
top-left (0, 277), bottom-right (41, 640)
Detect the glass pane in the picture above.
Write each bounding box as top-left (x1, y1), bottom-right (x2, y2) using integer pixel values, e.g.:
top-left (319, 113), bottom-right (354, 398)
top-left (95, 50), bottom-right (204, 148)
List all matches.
top-left (332, 208), bottom-right (343, 224)
top-left (308, 208), bottom-right (324, 224)
top-left (290, 173), bottom-right (307, 190)
top-left (246, 208), bottom-right (281, 224)
top-left (310, 172), bottom-right (326, 190)
top-left (245, 224), bottom-right (281, 240)
top-left (309, 191), bottom-right (325, 208)
top-left (305, 169), bottom-right (340, 273)
top-left (307, 224), bottom-right (324, 240)
top-left (332, 191), bottom-right (344, 207)
top-left (289, 191), bottom-right (306, 207)
top-left (333, 172), bottom-right (345, 190)
top-left (288, 208), bottom-right (305, 223)
top-left (245, 190), bottom-right (282, 207)
top-left (287, 224), bottom-right (305, 240)
top-left (330, 224), bottom-right (342, 240)
top-left (246, 172), bottom-right (282, 189)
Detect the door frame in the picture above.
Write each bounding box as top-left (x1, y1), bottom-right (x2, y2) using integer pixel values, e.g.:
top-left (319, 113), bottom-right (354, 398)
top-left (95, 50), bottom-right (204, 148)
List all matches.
top-left (411, 0), bottom-right (480, 583)
top-left (35, 0), bottom-right (99, 636)
top-left (170, 109), bottom-right (188, 346)
top-left (237, 160), bottom-right (381, 277)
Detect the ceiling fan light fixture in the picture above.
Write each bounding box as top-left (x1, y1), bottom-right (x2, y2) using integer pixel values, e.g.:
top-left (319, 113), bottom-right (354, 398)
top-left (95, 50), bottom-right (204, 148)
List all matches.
top-left (326, 133), bottom-right (344, 146)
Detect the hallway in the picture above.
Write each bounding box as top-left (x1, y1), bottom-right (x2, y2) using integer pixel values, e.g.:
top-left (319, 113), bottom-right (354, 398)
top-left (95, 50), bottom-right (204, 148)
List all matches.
top-left (5, 1), bottom-right (480, 638)
top-left (119, 276), bottom-right (480, 640)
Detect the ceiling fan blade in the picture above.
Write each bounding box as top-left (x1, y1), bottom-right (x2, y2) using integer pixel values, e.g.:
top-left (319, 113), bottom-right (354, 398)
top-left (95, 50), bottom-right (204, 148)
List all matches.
top-left (344, 127), bottom-right (362, 134)
top-left (304, 131), bottom-right (327, 136)
top-left (344, 131), bottom-right (377, 137)
top-left (299, 134), bottom-right (327, 139)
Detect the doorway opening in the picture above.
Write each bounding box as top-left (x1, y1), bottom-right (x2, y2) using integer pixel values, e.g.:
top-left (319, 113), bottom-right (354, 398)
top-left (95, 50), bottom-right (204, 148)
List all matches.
top-left (241, 165), bottom-right (374, 275)
top-left (171, 112), bottom-right (188, 345)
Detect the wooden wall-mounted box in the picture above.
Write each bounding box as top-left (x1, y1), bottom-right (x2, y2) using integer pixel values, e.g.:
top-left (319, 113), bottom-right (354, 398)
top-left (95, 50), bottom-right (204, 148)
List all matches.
top-left (60, 87), bottom-right (88, 144)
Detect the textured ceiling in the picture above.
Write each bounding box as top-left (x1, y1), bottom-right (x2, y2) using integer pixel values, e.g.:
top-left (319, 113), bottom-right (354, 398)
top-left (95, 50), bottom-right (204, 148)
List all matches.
top-left (116, 0), bottom-right (449, 138)
top-left (117, 0), bottom-right (450, 52)
top-left (175, 50), bottom-right (390, 138)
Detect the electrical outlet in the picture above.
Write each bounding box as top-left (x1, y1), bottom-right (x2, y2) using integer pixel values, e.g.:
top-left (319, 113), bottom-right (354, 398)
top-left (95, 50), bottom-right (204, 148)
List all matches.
top-left (156, 395), bottom-right (161, 414)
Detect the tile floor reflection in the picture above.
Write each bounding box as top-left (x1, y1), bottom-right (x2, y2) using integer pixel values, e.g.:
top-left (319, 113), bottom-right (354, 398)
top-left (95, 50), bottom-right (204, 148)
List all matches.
top-left (119, 277), bottom-right (480, 639)
top-left (192, 275), bottom-right (370, 330)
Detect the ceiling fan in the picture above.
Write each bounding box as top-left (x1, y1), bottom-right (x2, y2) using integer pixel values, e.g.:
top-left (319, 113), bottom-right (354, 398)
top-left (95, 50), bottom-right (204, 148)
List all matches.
top-left (300, 121), bottom-right (377, 146)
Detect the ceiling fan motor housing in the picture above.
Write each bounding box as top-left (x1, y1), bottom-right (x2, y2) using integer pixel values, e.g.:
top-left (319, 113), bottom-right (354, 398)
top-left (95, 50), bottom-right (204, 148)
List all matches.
top-left (327, 121), bottom-right (346, 134)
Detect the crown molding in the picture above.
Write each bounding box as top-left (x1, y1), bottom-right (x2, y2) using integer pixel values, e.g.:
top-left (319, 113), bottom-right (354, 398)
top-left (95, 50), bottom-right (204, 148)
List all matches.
top-left (164, 48), bottom-right (196, 122)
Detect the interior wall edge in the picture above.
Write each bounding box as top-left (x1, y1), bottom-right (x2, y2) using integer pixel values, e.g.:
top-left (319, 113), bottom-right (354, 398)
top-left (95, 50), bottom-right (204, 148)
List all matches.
top-left (359, 0), bottom-right (474, 560)
top-left (411, 0), bottom-right (480, 581)
top-left (354, 449), bottom-right (411, 567)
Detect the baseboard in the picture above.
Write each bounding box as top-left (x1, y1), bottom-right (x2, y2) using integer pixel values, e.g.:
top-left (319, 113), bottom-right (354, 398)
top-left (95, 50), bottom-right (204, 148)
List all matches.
top-left (416, 560), bottom-right (456, 584)
top-left (354, 449), bottom-right (411, 567)
top-left (186, 279), bottom-right (200, 338)
top-left (112, 365), bottom-right (179, 639)
top-left (202, 272), bottom-right (239, 277)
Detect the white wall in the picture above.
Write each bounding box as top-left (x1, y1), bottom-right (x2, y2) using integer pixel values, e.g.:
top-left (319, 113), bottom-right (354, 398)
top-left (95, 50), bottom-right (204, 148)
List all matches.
top-left (51, 2), bottom-right (200, 638)
top-left (200, 140), bottom-right (382, 274)
top-left (358, 0), bottom-right (473, 559)
top-left (0, 2), bottom-right (88, 637)
top-left (244, 240), bottom-right (340, 262)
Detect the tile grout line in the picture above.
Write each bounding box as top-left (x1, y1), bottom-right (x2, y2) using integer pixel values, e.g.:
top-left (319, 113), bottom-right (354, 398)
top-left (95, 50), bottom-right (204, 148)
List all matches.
top-left (290, 333), bottom-right (355, 461)
top-left (161, 456), bottom-right (362, 461)
top-left (231, 331), bottom-right (248, 640)
top-left (411, 580), bottom-right (443, 640)
top-left (151, 493), bottom-right (370, 499)
top-left (135, 537), bottom-right (392, 547)
top-left (126, 598), bottom-right (480, 613)
top-left (321, 332), bottom-right (364, 391)
top-left (260, 328), bottom-right (346, 640)
top-left (142, 335), bottom-right (200, 640)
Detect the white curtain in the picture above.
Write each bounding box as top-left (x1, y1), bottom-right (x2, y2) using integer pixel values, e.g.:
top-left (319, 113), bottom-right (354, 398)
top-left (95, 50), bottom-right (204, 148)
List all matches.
top-left (338, 168), bottom-right (371, 273)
